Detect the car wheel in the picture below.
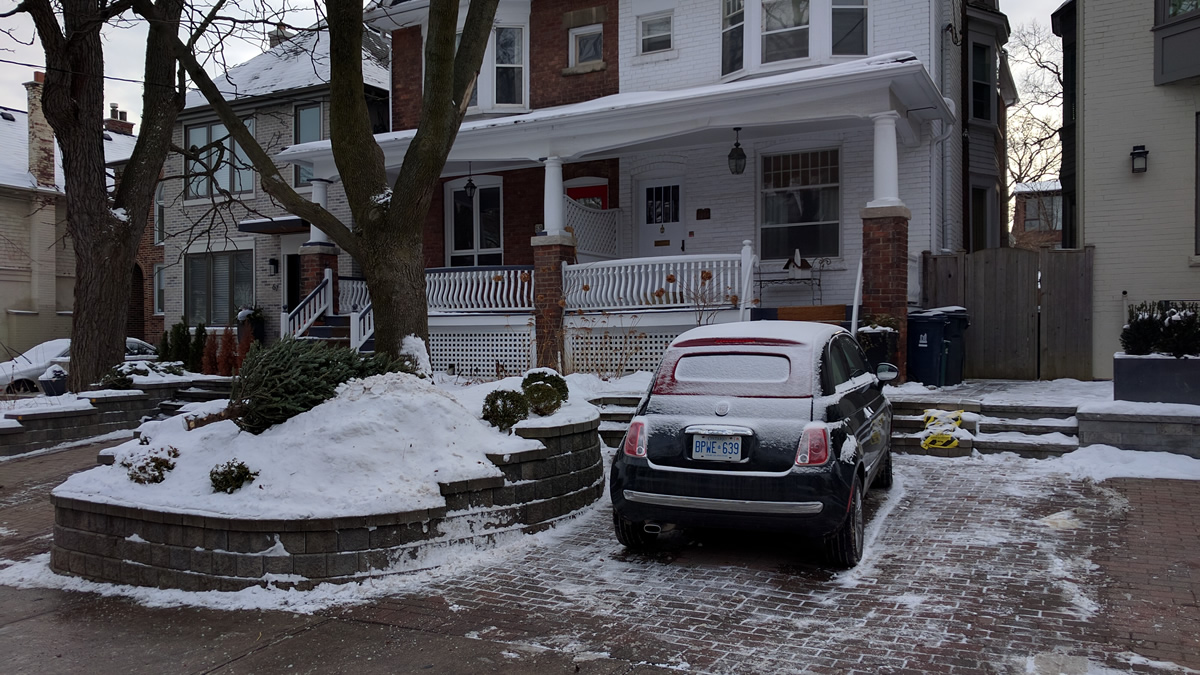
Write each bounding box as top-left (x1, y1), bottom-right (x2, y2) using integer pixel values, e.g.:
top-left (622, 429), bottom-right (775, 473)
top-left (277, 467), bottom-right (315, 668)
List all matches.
top-left (873, 448), bottom-right (894, 490)
top-left (826, 479), bottom-right (864, 568)
top-left (613, 510), bottom-right (655, 551)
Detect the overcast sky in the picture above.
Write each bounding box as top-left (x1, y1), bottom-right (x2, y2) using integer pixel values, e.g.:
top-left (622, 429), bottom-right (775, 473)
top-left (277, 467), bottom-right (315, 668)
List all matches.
top-left (0, 0), bottom-right (1058, 126)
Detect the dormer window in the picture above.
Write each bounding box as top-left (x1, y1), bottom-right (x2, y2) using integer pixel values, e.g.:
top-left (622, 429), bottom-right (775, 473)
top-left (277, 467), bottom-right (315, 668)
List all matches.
top-left (722, 1), bottom-right (870, 78)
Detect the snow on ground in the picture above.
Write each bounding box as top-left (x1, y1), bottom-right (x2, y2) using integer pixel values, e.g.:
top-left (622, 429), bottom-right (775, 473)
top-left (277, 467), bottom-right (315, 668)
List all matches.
top-left (887, 378), bottom-right (1115, 406)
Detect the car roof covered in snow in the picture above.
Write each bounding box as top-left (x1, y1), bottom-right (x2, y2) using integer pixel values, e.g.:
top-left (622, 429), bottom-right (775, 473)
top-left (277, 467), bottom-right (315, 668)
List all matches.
top-left (670, 321), bottom-right (845, 348)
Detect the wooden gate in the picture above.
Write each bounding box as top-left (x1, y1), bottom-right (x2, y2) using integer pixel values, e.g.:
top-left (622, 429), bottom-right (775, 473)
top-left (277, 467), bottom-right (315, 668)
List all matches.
top-left (921, 247), bottom-right (1094, 380)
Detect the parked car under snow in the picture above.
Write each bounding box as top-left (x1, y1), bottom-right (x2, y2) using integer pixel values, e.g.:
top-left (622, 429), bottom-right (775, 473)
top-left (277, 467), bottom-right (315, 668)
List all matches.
top-left (609, 321), bottom-right (897, 567)
top-left (1, 338), bottom-right (158, 393)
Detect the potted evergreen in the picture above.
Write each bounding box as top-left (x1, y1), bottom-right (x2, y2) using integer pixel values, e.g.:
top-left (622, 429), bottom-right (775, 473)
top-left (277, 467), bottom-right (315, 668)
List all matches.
top-left (1114, 301), bottom-right (1200, 405)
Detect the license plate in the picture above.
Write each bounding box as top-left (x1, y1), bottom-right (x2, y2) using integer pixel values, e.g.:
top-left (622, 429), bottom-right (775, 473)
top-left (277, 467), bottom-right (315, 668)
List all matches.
top-left (692, 434), bottom-right (742, 462)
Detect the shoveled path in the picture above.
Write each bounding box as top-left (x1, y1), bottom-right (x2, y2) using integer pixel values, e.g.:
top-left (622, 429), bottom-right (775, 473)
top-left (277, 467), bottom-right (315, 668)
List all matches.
top-left (1, 441), bottom-right (1198, 674)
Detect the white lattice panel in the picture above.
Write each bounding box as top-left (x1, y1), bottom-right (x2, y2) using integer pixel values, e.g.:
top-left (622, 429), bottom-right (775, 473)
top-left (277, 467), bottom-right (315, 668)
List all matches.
top-left (564, 195), bottom-right (619, 259)
top-left (429, 327), bottom-right (535, 378)
top-left (564, 325), bottom-right (678, 376)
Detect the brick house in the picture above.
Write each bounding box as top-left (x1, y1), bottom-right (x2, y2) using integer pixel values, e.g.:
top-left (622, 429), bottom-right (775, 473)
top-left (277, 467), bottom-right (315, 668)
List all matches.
top-left (1052, 0), bottom-right (1200, 379)
top-left (1010, 180), bottom-right (1062, 251)
top-left (0, 74), bottom-right (144, 354)
top-left (278, 0), bottom-right (1014, 375)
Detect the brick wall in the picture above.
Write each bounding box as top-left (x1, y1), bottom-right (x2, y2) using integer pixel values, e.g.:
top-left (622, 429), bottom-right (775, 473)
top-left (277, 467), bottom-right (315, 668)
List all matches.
top-left (530, 0), bottom-right (620, 109)
top-left (390, 26), bottom-right (424, 131)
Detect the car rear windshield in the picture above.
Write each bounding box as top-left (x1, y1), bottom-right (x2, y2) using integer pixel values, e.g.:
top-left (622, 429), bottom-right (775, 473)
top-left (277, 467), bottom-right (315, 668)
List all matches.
top-left (653, 350), bottom-right (811, 397)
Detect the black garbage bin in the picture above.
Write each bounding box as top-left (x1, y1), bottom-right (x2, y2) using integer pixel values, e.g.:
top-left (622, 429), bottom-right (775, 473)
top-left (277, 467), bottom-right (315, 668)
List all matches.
top-left (39, 367), bottom-right (69, 397)
top-left (907, 310), bottom-right (949, 386)
top-left (940, 307), bottom-right (970, 386)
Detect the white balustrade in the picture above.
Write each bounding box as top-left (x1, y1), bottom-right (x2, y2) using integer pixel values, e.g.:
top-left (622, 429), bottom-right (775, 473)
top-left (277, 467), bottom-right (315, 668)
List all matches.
top-left (426, 267), bottom-right (534, 312)
top-left (281, 268), bottom-right (332, 337)
top-left (563, 195), bottom-right (618, 259)
top-left (563, 253), bottom-right (746, 312)
top-left (350, 302), bottom-right (374, 352)
top-left (339, 277), bottom-right (370, 312)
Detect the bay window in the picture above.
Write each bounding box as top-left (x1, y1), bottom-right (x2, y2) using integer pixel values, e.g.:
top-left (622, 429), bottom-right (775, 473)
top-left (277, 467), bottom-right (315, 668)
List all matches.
top-left (185, 249), bottom-right (253, 326)
top-left (760, 150), bottom-right (840, 259)
top-left (722, 0), bottom-right (869, 77)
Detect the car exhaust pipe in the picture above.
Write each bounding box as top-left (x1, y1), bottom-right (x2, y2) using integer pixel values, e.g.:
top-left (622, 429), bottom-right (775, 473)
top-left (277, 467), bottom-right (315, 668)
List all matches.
top-left (643, 522), bottom-right (662, 535)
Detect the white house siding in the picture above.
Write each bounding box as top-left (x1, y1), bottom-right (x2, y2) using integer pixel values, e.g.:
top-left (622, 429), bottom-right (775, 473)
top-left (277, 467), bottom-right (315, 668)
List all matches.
top-left (1077, 0), bottom-right (1200, 379)
top-left (615, 125), bottom-right (935, 309)
top-left (162, 97), bottom-right (356, 341)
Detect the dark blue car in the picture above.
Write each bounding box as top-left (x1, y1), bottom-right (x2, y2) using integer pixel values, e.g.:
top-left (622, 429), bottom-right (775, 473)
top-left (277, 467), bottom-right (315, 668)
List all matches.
top-left (610, 321), bottom-right (897, 567)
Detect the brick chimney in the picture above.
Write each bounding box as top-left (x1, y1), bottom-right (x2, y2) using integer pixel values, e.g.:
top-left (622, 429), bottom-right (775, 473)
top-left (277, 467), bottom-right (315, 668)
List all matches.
top-left (104, 103), bottom-right (135, 135)
top-left (23, 71), bottom-right (56, 188)
top-left (267, 24), bottom-right (294, 48)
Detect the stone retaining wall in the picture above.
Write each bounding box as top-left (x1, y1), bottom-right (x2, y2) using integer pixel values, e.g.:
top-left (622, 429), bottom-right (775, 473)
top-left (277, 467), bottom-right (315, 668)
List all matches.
top-left (0, 382), bottom-right (184, 457)
top-left (50, 417), bottom-right (603, 591)
top-left (1078, 411), bottom-right (1200, 457)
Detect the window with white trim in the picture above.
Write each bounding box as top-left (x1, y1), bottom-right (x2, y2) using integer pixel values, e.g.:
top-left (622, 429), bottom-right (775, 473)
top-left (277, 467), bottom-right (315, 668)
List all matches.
top-left (294, 104), bottom-right (320, 186)
top-left (640, 13), bottom-right (673, 54)
top-left (458, 26), bottom-right (528, 111)
top-left (971, 42), bottom-right (996, 122)
top-left (446, 177), bottom-right (503, 267)
top-left (569, 24), bottom-right (603, 66)
top-left (722, 1), bottom-right (870, 77)
top-left (153, 264), bottom-right (165, 315)
top-left (185, 249), bottom-right (253, 325)
top-left (759, 150), bottom-right (840, 259)
top-left (184, 119), bottom-right (255, 199)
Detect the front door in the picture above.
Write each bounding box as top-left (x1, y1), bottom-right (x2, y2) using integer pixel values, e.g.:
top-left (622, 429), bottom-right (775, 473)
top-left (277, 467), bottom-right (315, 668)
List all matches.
top-left (638, 178), bottom-right (688, 257)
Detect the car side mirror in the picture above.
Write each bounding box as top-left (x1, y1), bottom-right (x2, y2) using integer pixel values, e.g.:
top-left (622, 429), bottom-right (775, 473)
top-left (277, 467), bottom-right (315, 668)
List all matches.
top-left (876, 363), bottom-right (899, 383)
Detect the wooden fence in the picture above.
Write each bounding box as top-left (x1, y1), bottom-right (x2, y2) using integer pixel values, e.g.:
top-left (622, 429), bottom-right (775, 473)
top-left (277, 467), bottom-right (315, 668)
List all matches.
top-left (921, 247), bottom-right (1094, 380)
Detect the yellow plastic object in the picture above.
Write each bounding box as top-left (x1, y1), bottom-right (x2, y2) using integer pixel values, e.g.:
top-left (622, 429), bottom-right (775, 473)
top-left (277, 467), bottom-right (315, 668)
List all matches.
top-left (921, 433), bottom-right (959, 449)
top-left (920, 409), bottom-right (965, 450)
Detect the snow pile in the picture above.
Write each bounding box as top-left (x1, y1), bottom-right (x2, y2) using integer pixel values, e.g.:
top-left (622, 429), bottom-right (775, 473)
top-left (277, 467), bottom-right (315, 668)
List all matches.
top-left (55, 372), bottom-right (540, 519)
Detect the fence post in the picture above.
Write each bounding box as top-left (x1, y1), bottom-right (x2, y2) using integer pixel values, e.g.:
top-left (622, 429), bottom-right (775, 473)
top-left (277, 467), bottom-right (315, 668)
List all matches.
top-left (280, 311), bottom-right (290, 338)
top-left (738, 240), bottom-right (756, 321)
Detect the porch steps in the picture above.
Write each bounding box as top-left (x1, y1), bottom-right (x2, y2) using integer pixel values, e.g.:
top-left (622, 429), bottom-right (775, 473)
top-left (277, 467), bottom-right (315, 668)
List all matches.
top-left (892, 397), bottom-right (1080, 459)
top-left (156, 378), bottom-right (233, 417)
top-left (589, 396), bottom-right (640, 446)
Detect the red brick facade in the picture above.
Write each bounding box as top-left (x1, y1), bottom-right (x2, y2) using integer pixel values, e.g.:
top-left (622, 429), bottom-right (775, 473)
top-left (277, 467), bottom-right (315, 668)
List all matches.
top-left (299, 246), bottom-right (340, 315)
top-left (860, 208), bottom-right (910, 380)
top-left (130, 203), bottom-right (164, 344)
top-left (531, 237), bottom-right (576, 368)
top-left (530, 0), bottom-right (620, 109)
top-left (390, 26), bottom-right (424, 131)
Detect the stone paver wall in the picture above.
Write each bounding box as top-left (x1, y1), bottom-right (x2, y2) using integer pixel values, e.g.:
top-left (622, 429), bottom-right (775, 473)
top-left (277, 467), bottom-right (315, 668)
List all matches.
top-left (49, 418), bottom-right (603, 592)
top-left (1078, 411), bottom-right (1200, 457)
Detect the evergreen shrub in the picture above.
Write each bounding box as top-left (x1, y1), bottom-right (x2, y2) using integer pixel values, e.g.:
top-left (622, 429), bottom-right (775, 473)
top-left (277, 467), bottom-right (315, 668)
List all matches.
top-left (122, 446), bottom-right (179, 485)
top-left (229, 337), bottom-right (416, 434)
top-left (1120, 303), bottom-right (1161, 356)
top-left (521, 370), bottom-right (569, 402)
top-left (1120, 301), bottom-right (1199, 357)
top-left (157, 330), bottom-right (171, 363)
top-left (482, 389), bottom-right (529, 432)
top-left (1160, 307), bottom-right (1200, 359)
top-left (524, 381), bottom-right (562, 416)
top-left (168, 319), bottom-right (191, 364)
top-left (210, 459), bottom-right (259, 494)
top-left (189, 323), bottom-right (207, 372)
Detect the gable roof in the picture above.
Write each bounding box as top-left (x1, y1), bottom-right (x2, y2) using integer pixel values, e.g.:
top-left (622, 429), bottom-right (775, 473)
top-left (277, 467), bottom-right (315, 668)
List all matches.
top-left (0, 106), bottom-right (138, 192)
top-left (184, 26), bottom-right (390, 110)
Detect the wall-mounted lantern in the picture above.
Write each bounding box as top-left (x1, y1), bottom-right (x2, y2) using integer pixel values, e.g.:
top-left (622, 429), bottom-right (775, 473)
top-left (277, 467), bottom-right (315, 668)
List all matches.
top-left (1130, 145), bottom-right (1149, 174)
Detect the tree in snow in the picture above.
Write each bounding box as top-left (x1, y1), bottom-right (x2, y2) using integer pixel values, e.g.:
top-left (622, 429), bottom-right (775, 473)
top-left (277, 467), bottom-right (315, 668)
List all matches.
top-left (2, 0), bottom-right (188, 391)
top-left (153, 0), bottom-right (500, 360)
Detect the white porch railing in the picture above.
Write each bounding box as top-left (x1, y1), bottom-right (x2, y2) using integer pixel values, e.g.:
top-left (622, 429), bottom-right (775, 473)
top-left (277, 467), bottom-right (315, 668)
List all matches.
top-left (564, 195), bottom-right (618, 259)
top-left (280, 268), bottom-right (333, 338)
top-left (339, 277), bottom-right (370, 312)
top-left (426, 266), bottom-right (534, 312)
top-left (350, 301), bottom-right (373, 352)
top-left (563, 241), bottom-right (758, 318)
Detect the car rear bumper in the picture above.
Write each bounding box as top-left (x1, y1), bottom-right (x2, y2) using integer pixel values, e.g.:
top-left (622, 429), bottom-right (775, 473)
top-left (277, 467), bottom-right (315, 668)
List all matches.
top-left (622, 490), bottom-right (824, 515)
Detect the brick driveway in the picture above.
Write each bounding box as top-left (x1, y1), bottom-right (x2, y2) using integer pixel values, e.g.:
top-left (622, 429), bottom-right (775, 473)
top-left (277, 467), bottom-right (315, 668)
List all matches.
top-left (2, 446), bottom-right (1198, 674)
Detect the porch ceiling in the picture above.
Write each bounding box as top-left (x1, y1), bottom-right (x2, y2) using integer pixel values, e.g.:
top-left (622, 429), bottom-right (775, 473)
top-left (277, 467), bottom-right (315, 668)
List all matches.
top-left (279, 52), bottom-right (954, 180)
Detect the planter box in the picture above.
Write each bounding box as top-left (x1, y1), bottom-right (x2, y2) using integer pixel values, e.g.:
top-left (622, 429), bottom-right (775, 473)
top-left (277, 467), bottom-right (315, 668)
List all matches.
top-left (1113, 354), bottom-right (1200, 405)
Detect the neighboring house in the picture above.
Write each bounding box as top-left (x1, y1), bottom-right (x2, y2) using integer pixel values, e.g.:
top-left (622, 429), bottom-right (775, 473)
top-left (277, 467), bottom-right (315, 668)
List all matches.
top-left (1011, 180), bottom-right (1062, 250)
top-left (276, 1), bottom-right (1015, 375)
top-left (1053, 0), bottom-right (1200, 379)
top-left (0, 73), bottom-right (142, 354)
top-left (158, 25), bottom-right (391, 340)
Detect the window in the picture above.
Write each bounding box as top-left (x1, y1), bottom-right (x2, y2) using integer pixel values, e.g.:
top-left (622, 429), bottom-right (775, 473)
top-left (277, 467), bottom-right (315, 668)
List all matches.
top-left (762, 0), bottom-right (810, 63)
top-left (971, 43), bottom-right (995, 122)
top-left (723, 1), bottom-right (869, 77)
top-left (154, 184), bottom-right (165, 244)
top-left (675, 354), bottom-right (790, 383)
top-left (1165, 0), bottom-right (1200, 20)
top-left (722, 1), bottom-right (745, 76)
top-left (294, 104), bottom-right (320, 186)
top-left (832, 0), bottom-right (867, 56)
top-left (185, 250), bottom-right (253, 325)
top-left (184, 119), bottom-right (255, 199)
top-left (153, 264), bottom-right (165, 315)
top-left (459, 26), bottom-right (527, 110)
top-left (640, 13), bottom-right (673, 54)
top-left (570, 25), bottom-right (603, 66)
top-left (446, 177), bottom-right (503, 267)
top-left (760, 150), bottom-right (840, 259)
top-left (645, 184), bottom-right (681, 225)
top-left (1023, 195), bottom-right (1063, 232)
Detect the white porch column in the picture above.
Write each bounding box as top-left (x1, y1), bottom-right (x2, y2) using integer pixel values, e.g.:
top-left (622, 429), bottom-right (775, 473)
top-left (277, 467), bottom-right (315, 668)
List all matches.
top-left (542, 156), bottom-right (565, 236)
top-left (867, 112), bottom-right (904, 209)
top-left (307, 178), bottom-right (331, 244)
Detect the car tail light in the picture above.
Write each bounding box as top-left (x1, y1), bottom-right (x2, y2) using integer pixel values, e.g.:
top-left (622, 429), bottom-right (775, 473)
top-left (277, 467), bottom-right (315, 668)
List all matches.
top-left (624, 420), bottom-right (647, 457)
top-left (795, 427), bottom-right (829, 466)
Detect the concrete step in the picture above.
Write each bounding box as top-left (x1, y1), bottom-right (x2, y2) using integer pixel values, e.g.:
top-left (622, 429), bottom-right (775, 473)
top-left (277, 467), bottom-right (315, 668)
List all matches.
top-left (889, 398), bottom-right (982, 415)
top-left (892, 433), bottom-right (973, 457)
top-left (599, 421), bottom-right (628, 447)
top-left (977, 416), bottom-right (1078, 436)
top-left (599, 407), bottom-right (636, 424)
top-left (158, 400), bottom-right (186, 415)
top-left (305, 326), bottom-right (351, 339)
top-left (175, 388), bottom-right (229, 403)
top-left (323, 315), bottom-right (351, 327)
top-left (979, 404), bottom-right (1077, 420)
top-left (893, 413), bottom-right (979, 434)
top-left (973, 431), bottom-right (1079, 458)
top-left (589, 395), bottom-right (642, 408)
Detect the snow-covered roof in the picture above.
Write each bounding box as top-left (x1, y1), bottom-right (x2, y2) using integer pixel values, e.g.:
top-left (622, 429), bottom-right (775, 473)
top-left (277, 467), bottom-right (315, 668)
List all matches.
top-left (0, 106), bottom-right (139, 192)
top-left (280, 51), bottom-right (953, 174)
top-left (184, 26), bottom-right (390, 110)
top-left (1013, 180), bottom-right (1062, 194)
top-left (670, 321), bottom-right (845, 348)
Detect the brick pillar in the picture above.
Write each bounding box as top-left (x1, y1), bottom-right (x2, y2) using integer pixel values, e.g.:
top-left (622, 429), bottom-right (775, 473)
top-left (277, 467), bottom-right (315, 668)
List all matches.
top-left (531, 234), bottom-right (576, 371)
top-left (860, 206), bottom-right (911, 381)
top-left (298, 242), bottom-right (339, 315)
